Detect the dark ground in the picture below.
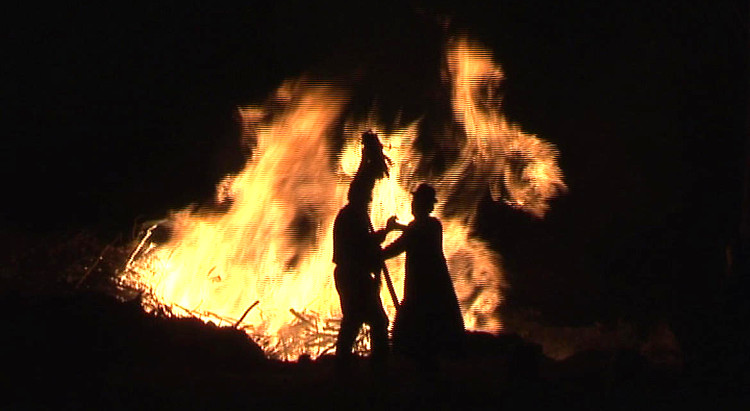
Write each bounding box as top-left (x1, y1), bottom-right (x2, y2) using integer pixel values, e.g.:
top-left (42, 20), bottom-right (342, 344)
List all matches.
top-left (2, 1), bottom-right (748, 407)
top-left (0, 237), bottom-right (744, 409)
top-left (0, 286), bottom-right (731, 410)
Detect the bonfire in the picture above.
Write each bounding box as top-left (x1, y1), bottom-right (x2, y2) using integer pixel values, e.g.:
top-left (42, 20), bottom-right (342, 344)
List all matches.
top-left (118, 36), bottom-right (566, 360)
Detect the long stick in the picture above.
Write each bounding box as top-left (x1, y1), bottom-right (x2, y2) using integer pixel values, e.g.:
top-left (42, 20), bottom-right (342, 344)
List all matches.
top-left (380, 261), bottom-right (400, 311)
top-left (234, 300), bottom-right (260, 328)
top-left (368, 220), bottom-right (400, 310)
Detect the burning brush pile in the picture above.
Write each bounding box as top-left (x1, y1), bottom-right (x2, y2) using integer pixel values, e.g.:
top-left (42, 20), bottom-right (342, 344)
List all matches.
top-left (117, 36), bottom-right (566, 360)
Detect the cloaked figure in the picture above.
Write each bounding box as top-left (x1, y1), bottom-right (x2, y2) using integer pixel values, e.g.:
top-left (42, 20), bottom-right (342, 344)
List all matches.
top-left (332, 131), bottom-right (397, 367)
top-left (383, 183), bottom-right (465, 367)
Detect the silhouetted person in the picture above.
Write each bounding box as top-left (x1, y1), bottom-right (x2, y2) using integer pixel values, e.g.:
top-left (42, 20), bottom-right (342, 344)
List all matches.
top-left (332, 131), bottom-right (396, 368)
top-left (382, 183), bottom-right (465, 369)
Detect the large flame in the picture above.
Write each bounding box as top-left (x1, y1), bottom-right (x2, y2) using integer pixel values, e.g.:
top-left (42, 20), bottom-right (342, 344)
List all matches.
top-left (120, 36), bottom-right (566, 360)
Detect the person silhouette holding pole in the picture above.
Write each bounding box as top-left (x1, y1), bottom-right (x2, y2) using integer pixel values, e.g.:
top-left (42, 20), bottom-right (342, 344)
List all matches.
top-left (382, 183), bottom-right (465, 370)
top-left (332, 131), bottom-right (399, 370)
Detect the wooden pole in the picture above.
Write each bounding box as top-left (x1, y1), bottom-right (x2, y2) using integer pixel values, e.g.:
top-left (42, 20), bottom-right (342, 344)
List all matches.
top-left (380, 261), bottom-right (400, 311)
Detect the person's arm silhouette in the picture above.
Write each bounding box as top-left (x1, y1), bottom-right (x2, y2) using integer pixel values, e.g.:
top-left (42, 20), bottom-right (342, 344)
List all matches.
top-left (382, 221), bottom-right (411, 261)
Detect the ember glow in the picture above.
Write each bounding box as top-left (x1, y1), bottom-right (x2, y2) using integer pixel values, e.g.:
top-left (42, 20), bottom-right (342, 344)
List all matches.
top-left (120, 36), bottom-right (566, 360)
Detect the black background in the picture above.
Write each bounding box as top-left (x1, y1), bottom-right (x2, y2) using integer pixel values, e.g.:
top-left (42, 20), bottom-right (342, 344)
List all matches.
top-left (4, 0), bottom-right (747, 356)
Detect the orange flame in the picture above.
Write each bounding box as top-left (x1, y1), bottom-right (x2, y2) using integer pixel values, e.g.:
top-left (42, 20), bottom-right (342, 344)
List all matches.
top-left (120, 36), bottom-right (565, 360)
top-left (444, 37), bottom-right (567, 217)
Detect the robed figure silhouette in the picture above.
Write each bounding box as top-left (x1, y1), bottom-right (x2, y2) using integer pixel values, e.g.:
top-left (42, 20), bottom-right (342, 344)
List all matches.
top-left (332, 131), bottom-right (396, 367)
top-left (382, 184), bottom-right (465, 365)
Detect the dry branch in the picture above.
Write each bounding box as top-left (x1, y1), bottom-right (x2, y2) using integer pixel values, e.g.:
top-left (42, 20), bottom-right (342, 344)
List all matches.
top-left (75, 235), bottom-right (121, 289)
top-left (234, 300), bottom-right (260, 328)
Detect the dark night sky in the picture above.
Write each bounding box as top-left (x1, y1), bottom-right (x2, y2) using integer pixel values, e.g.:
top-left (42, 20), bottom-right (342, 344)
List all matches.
top-left (4, 1), bottom-right (747, 337)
